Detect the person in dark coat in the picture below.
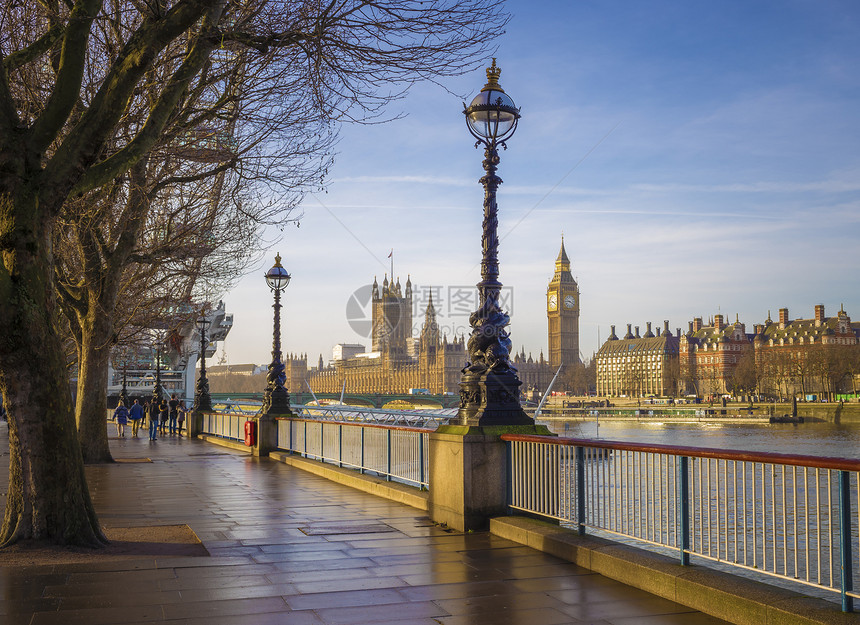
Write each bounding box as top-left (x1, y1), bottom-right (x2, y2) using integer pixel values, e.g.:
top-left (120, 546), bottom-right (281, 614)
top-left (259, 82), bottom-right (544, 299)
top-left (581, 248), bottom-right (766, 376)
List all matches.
top-left (147, 399), bottom-right (160, 440)
top-left (159, 399), bottom-right (169, 434)
top-left (168, 394), bottom-right (180, 435)
top-left (129, 399), bottom-right (144, 438)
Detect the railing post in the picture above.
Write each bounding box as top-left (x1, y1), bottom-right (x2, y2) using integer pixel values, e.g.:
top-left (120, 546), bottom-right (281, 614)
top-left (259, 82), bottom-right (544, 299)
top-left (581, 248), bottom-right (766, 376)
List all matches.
top-left (419, 433), bottom-right (426, 489)
top-left (678, 455), bottom-right (691, 566)
top-left (505, 440), bottom-right (512, 514)
top-left (838, 470), bottom-right (854, 612)
top-left (303, 421), bottom-right (308, 458)
top-left (360, 427), bottom-right (366, 475)
top-left (575, 446), bottom-right (586, 536)
top-left (386, 428), bottom-right (392, 482)
top-left (338, 424), bottom-right (343, 468)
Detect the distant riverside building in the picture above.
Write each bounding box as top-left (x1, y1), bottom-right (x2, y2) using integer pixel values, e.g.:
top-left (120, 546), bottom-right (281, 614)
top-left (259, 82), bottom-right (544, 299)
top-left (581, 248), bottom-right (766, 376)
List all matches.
top-left (596, 321), bottom-right (679, 397)
top-left (275, 242), bottom-right (576, 398)
top-left (679, 314), bottom-right (753, 397)
top-left (287, 276), bottom-right (466, 395)
top-left (332, 343), bottom-right (365, 362)
top-left (105, 301), bottom-right (233, 403)
top-left (597, 305), bottom-right (859, 399)
top-left (207, 364), bottom-right (265, 376)
top-left (752, 305), bottom-right (858, 398)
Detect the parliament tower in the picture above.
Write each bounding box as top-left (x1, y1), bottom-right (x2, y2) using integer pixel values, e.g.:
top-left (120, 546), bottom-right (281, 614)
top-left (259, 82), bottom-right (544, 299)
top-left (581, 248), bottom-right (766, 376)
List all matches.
top-left (546, 237), bottom-right (580, 368)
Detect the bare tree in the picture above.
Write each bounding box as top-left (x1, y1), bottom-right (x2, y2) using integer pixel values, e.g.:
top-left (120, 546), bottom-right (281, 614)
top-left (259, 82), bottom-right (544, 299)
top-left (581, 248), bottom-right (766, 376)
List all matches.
top-left (0, 0), bottom-right (507, 547)
top-left (560, 360), bottom-right (595, 396)
top-left (728, 351), bottom-right (757, 398)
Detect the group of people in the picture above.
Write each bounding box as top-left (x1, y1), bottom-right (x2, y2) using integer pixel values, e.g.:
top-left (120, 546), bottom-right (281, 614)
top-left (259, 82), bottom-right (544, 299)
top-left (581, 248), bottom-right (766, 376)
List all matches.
top-left (112, 394), bottom-right (187, 440)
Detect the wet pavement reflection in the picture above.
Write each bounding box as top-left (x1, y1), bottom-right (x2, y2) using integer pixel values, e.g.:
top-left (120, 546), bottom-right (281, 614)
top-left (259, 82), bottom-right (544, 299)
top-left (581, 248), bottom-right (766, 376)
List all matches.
top-left (0, 424), bottom-right (727, 624)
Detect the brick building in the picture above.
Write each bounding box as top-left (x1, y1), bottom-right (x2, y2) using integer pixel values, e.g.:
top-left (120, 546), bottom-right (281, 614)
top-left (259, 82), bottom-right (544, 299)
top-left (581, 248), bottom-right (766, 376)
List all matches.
top-left (597, 305), bottom-right (859, 399)
top-left (678, 314), bottom-right (753, 397)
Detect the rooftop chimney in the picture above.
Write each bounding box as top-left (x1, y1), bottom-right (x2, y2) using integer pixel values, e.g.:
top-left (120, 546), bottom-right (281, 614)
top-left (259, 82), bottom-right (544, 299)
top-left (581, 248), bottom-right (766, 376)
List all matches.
top-left (779, 308), bottom-right (789, 328)
top-left (814, 304), bottom-right (825, 326)
top-left (635, 326), bottom-right (640, 338)
top-left (714, 314), bottom-right (724, 330)
top-left (644, 322), bottom-right (654, 338)
top-left (624, 324), bottom-right (634, 339)
top-left (692, 317), bottom-right (703, 332)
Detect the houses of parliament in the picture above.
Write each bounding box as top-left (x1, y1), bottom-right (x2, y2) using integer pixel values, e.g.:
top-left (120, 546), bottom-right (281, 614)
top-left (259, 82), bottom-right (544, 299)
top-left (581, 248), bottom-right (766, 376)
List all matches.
top-left (279, 239), bottom-right (580, 397)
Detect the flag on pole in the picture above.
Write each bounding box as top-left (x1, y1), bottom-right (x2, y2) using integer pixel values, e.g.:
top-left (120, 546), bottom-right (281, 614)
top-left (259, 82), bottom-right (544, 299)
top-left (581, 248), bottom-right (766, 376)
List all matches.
top-left (387, 249), bottom-right (393, 258)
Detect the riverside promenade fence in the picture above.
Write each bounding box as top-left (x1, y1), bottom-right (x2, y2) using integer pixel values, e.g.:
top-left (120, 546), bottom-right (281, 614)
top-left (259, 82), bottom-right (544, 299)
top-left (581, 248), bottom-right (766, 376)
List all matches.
top-left (275, 418), bottom-right (430, 489)
top-left (198, 405), bottom-right (858, 611)
top-left (502, 433), bottom-right (860, 612)
top-left (199, 405), bottom-right (440, 489)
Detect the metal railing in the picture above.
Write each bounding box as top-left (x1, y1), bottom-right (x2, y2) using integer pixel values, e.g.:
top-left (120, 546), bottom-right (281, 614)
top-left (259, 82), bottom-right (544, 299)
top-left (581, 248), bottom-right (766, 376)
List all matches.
top-left (201, 411), bottom-right (247, 441)
top-left (502, 434), bottom-right (860, 612)
top-left (277, 417), bottom-right (430, 489)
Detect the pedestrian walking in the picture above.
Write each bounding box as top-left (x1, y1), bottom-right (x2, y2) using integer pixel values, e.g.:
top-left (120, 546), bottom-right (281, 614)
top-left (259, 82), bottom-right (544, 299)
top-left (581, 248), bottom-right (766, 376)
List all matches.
top-left (168, 393), bottom-right (180, 435)
top-left (129, 398), bottom-right (144, 438)
top-left (177, 400), bottom-right (187, 435)
top-left (159, 399), bottom-right (169, 434)
top-left (147, 398), bottom-right (159, 440)
top-left (113, 401), bottom-right (129, 437)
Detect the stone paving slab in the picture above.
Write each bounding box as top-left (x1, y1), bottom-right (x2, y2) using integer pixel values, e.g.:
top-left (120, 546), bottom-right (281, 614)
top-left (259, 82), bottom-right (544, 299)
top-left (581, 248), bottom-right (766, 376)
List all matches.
top-left (0, 424), bottom-right (728, 624)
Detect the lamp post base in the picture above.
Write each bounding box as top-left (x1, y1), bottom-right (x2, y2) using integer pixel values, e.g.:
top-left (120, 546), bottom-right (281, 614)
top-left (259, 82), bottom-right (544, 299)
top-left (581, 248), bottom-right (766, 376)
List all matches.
top-left (457, 369), bottom-right (533, 427)
top-left (262, 386), bottom-right (292, 417)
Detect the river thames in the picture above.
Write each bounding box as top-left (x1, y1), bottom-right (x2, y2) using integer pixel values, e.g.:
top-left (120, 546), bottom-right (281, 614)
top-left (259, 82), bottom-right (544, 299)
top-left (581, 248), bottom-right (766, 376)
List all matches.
top-left (542, 418), bottom-right (860, 459)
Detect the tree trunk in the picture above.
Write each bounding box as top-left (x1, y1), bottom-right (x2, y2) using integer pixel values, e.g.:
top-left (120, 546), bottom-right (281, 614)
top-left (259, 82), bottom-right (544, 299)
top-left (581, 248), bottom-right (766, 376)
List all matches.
top-left (0, 190), bottom-right (105, 547)
top-left (76, 310), bottom-right (115, 464)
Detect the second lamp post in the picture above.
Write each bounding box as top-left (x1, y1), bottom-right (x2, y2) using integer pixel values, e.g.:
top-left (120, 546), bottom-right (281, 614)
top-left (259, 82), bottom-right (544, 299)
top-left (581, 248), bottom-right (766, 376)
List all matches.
top-left (195, 310), bottom-right (213, 412)
top-left (263, 253), bottom-right (292, 415)
top-left (458, 59), bottom-right (532, 427)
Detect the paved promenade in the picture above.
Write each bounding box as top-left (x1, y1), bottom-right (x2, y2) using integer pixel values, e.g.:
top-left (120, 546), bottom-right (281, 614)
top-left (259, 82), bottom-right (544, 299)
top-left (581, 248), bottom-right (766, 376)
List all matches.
top-left (0, 424), bottom-right (726, 625)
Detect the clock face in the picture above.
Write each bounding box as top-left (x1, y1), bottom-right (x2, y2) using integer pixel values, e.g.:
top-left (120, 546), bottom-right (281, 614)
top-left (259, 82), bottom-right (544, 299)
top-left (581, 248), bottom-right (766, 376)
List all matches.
top-left (564, 295), bottom-right (576, 309)
top-left (548, 293), bottom-right (558, 311)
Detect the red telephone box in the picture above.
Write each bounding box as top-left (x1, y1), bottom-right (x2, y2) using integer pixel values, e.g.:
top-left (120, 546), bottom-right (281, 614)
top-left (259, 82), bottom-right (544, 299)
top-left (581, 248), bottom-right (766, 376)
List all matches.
top-left (244, 420), bottom-right (257, 446)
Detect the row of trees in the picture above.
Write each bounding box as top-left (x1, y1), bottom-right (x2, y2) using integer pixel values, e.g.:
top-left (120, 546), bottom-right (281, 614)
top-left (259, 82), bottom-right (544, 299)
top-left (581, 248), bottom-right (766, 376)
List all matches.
top-left (558, 360), bottom-right (597, 396)
top-left (679, 345), bottom-right (860, 399)
top-left (726, 345), bottom-right (860, 399)
top-left (0, 0), bottom-right (508, 547)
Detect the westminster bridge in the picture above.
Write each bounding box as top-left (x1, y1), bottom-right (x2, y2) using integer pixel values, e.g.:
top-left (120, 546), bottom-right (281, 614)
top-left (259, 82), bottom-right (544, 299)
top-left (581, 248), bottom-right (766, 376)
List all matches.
top-left (209, 390), bottom-right (461, 409)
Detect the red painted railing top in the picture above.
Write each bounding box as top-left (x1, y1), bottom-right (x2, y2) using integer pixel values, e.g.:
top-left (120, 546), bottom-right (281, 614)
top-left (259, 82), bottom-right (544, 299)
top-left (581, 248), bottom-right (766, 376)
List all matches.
top-left (500, 433), bottom-right (860, 472)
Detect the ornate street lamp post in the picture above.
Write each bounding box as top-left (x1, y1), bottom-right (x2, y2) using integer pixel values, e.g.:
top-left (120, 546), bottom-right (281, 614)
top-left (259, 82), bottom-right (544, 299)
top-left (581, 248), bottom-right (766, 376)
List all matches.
top-left (119, 347), bottom-right (130, 408)
top-left (151, 342), bottom-right (164, 406)
top-left (262, 253), bottom-right (292, 415)
top-left (458, 59), bottom-right (532, 426)
top-left (196, 310), bottom-right (213, 412)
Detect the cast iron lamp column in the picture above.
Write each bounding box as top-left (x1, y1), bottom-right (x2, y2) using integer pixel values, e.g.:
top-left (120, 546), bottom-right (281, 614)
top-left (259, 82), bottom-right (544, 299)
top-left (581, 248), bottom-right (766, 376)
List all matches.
top-left (195, 310), bottom-right (213, 412)
top-left (262, 253), bottom-right (292, 415)
top-left (151, 342), bottom-right (164, 405)
top-left (119, 348), bottom-right (130, 408)
top-left (458, 59), bottom-right (532, 426)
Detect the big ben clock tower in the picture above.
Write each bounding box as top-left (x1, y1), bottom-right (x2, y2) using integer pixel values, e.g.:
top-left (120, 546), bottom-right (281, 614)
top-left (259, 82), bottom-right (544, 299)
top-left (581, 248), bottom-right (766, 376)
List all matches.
top-left (547, 237), bottom-right (580, 368)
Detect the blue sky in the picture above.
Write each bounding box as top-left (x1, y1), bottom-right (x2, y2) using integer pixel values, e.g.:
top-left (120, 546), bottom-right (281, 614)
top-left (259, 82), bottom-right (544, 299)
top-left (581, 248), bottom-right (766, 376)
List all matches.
top-left (216, 0), bottom-right (860, 369)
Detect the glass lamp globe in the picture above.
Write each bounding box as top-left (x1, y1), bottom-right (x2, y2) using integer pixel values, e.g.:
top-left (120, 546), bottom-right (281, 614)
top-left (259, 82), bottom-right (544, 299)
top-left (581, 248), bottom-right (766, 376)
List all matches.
top-left (464, 59), bottom-right (520, 144)
top-left (265, 253), bottom-right (291, 291)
